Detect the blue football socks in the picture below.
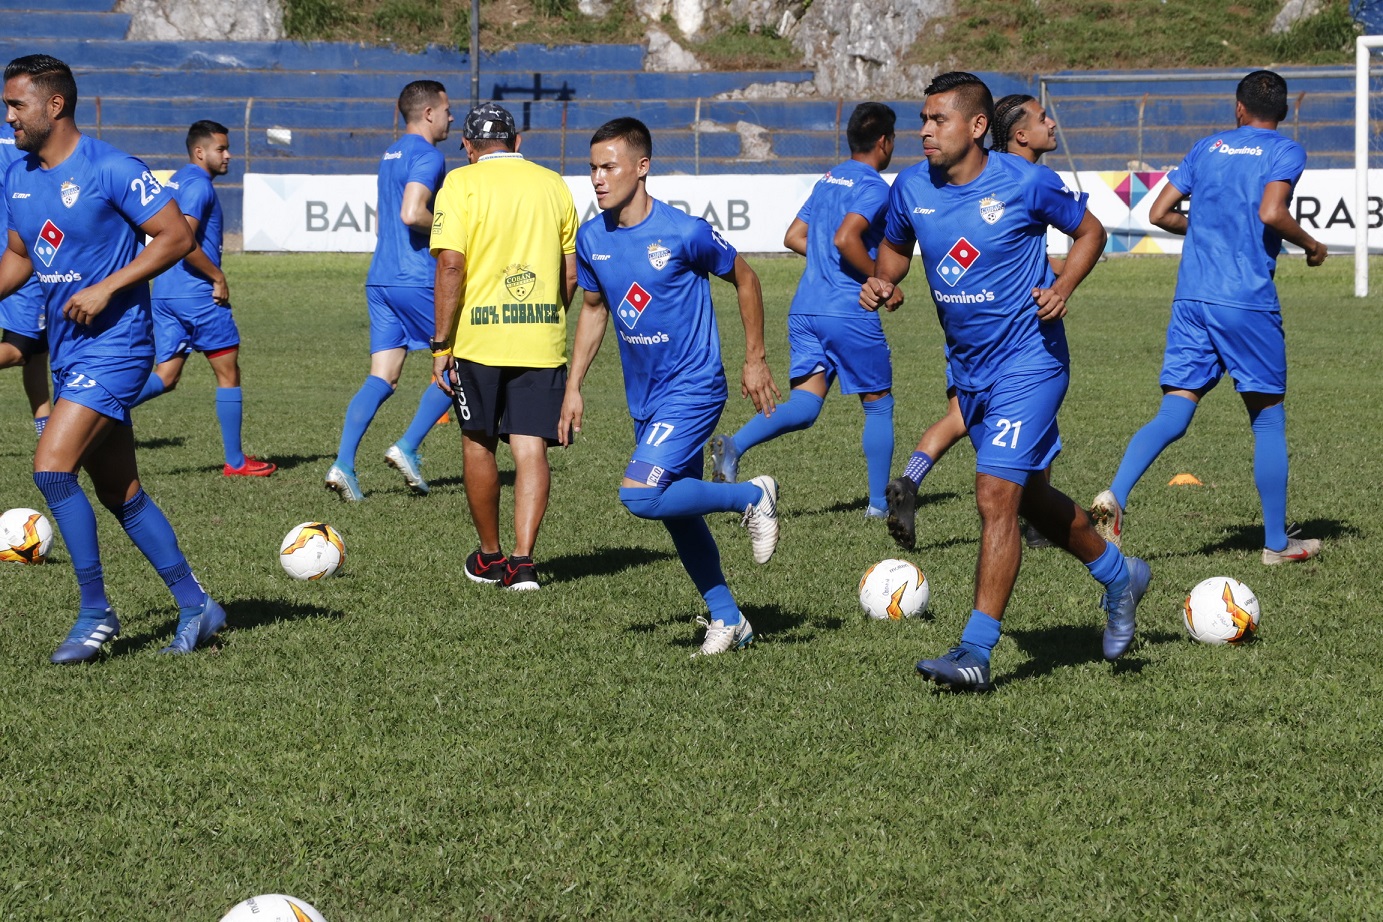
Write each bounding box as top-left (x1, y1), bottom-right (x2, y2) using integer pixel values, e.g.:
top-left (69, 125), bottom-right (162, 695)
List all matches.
top-left (1249, 403), bottom-right (1289, 552)
top-left (619, 479), bottom-right (762, 520)
top-left (730, 388), bottom-right (825, 454)
top-left (959, 610), bottom-right (1002, 663)
top-left (34, 471), bottom-right (108, 610)
top-left (1109, 393), bottom-right (1197, 508)
top-left (111, 490), bottom-right (204, 609)
top-left (216, 386), bottom-right (245, 468)
top-left (397, 383), bottom-right (453, 453)
top-left (1085, 539), bottom-right (1129, 596)
top-left (336, 374), bottom-right (395, 471)
top-left (133, 373), bottom-right (166, 407)
top-left (903, 450), bottom-right (935, 488)
top-left (664, 517), bottom-right (741, 625)
top-left (861, 394), bottom-right (894, 511)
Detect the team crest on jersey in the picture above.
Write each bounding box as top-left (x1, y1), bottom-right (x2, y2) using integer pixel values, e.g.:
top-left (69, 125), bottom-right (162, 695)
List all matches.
top-left (60, 180), bottom-right (81, 208)
top-left (617, 281), bottom-right (652, 329)
top-left (978, 196), bottom-right (1005, 225)
top-left (937, 237), bottom-right (980, 287)
top-left (33, 220), bottom-right (64, 267)
top-left (504, 263), bottom-right (536, 301)
top-left (646, 241), bottom-right (671, 270)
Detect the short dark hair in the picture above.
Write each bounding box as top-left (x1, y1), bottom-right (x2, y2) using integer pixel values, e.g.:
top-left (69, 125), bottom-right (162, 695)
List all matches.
top-left (846, 102), bottom-right (896, 154)
top-left (924, 71), bottom-right (995, 136)
top-left (4, 54), bottom-right (77, 119)
top-left (186, 119), bottom-right (229, 155)
top-left (398, 79), bottom-right (446, 122)
top-left (590, 117), bottom-right (652, 160)
top-left (1237, 70), bottom-right (1288, 122)
top-left (991, 94), bottom-right (1036, 152)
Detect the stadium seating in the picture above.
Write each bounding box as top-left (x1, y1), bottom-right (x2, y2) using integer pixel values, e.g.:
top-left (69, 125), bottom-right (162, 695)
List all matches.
top-left (3, 0), bottom-right (1370, 233)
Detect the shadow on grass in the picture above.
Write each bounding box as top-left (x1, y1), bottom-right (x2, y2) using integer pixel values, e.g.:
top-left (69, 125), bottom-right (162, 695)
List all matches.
top-left (161, 452), bottom-right (332, 476)
top-left (1189, 517), bottom-right (1354, 556)
top-left (543, 545), bottom-right (674, 585)
top-left (637, 603), bottom-right (840, 649)
top-left (801, 490), bottom-right (963, 518)
top-left (106, 598), bottom-right (345, 656)
top-left (134, 435), bottom-right (186, 450)
top-left (993, 624), bottom-right (1181, 687)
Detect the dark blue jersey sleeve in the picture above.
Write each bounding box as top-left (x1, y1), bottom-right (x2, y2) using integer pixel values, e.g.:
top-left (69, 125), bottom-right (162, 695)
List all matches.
top-left (1027, 164), bottom-right (1088, 237)
top-left (102, 151), bottom-right (172, 227)
top-left (684, 217), bottom-right (737, 277)
top-left (883, 177), bottom-right (917, 249)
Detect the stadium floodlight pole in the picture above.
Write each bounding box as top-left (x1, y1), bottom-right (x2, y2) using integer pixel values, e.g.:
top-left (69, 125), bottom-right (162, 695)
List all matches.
top-left (1356, 35), bottom-right (1383, 298)
top-left (470, 0), bottom-right (481, 109)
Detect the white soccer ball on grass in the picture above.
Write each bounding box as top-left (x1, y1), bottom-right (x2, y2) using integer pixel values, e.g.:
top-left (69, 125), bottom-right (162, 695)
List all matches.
top-left (858, 558), bottom-right (930, 620)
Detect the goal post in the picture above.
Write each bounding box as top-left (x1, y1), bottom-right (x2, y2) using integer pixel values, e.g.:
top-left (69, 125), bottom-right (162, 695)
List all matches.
top-left (1356, 35), bottom-right (1383, 297)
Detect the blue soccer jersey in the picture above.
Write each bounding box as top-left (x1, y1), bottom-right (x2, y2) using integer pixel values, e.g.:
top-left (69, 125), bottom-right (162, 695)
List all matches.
top-left (576, 199), bottom-right (736, 420)
top-left (366, 132), bottom-right (445, 289)
top-left (1166, 126), bottom-right (1306, 311)
top-left (0, 123), bottom-right (45, 338)
top-left (790, 159), bottom-right (890, 317)
top-left (4, 135), bottom-right (169, 366)
top-left (152, 163), bottom-right (222, 301)
top-left (884, 153), bottom-right (1087, 390)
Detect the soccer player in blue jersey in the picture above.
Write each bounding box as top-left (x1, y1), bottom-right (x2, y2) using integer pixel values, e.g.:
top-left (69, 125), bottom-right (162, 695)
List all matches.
top-left (885, 93), bottom-right (1063, 552)
top-left (707, 102), bottom-right (901, 517)
top-left (131, 120), bottom-right (277, 477)
top-left (560, 117), bottom-right (782, 657)
top-left (0, 120), bottom-right (52, 436)
top-left (1089, 71), bottom-right (1326, 565)
top-left (861, 73), bottom-right (1149, 691)
top-left (0, 54), bottom-right (225, 663)
top-left (326, 79), bottom-right (452, 500)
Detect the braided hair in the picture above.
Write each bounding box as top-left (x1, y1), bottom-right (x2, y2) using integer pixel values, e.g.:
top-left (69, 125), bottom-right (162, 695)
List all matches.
top-left (992, 94), bottom-right (1036, 153)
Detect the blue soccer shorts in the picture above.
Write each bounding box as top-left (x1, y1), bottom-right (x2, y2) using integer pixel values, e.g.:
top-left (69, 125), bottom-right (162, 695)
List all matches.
top-left (624, 400), bottom-right (724, 487)
top-left (787, 312), bottom-right (891, 394)
top-left (0, 285), bottom-right (44, 340)
top-left (52, 355), bottom-right (154, 425)
top-left (956, 366), bottom-right (1067, 486)
top-left (1160, 299), bottom-right (1286, 395)
top-left (365, 285), bottom-right (432, 354)
top-left (151, 297), bottom-right (241, 364)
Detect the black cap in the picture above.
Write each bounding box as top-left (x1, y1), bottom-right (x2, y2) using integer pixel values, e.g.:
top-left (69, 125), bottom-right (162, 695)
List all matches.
top-left (463, 102), bottom-right (516, 140)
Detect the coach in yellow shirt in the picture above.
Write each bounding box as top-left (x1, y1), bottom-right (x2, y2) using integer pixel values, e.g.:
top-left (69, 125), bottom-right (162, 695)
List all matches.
top-left (430, 102), bottom-right (578, 591)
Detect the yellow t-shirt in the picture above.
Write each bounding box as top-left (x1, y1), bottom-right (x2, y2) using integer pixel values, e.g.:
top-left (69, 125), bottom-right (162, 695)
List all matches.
top-left (429, 153), bottom-right (577, 368)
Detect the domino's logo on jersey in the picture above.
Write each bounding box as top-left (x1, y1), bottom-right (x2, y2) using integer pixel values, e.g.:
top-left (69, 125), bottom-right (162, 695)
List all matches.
top-left (617, 281), bottom-right (652, 329)
top-left (34, 220), bottom-right (63, 267)
top-left (937, 237), bottom-right (980, 287)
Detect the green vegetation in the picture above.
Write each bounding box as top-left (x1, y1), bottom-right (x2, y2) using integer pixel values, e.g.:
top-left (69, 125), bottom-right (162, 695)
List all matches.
top-left (278, 0), bottom-right (1360, 71)
top-left (907, 0), bottom-right (1359, 72)
top-left (1, 254), bottom-right (1381, 918)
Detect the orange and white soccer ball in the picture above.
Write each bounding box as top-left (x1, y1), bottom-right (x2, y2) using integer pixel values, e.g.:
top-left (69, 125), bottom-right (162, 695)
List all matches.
top-left (858, 558), bottom-right (929, 620)
top-left (220, 894), bottom-right (327, 922)
top-left (1184, 577), bottom-right (1260, 645)
top-left (279, 522), bottom-right (345, 580)
top-left (0, 507), bottom-right (53, 564)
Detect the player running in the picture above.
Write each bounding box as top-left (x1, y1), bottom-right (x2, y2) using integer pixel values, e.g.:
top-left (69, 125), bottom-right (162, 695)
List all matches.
top-left (861, 73), bottom-right (1149, 691)
top-left (707, 102), bottom-right (900, 517)
top-left (0, 54), bottom-right (225, 663)
top-left (884, 92), bottom-right (1064, 552)
top-left (560, 117), bottom-right (781, 657)
top-left (1089, 70), bottom-right (1326, 565)
top-left (131, 120), bottom-right (277, 477)
top-left (0, 121), bottom-right (52, 437)
top-left (327, 80), bottom-right (453, 500)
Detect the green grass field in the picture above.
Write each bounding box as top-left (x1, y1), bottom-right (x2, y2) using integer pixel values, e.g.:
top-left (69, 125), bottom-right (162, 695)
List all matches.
top-left (1, 254), bottom-right (1380, 919)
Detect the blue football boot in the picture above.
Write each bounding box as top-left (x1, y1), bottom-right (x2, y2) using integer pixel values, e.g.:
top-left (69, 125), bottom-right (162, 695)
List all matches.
top-left (160, 594), bottom-right (228, 655)
top-left (916, 644), bottom-right (992, 692)
top-left (50, 608), bottom-right (121, 665)
top-left (1102, 556), bottom-right (1151, 660)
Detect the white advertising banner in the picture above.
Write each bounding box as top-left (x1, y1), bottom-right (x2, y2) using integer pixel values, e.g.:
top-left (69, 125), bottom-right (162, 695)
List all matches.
top-left (244, 169), bottom-right (1383, 255)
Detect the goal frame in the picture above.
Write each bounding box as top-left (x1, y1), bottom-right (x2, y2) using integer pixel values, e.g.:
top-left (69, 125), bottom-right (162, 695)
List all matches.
top-left (1356, 35), bottom-right (1383, 297)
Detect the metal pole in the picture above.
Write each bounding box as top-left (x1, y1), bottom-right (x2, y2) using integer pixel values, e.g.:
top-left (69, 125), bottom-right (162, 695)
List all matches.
top-left (1357, 36), bottom-right (1377, 298)
top-left (470, 0), bottom-right (481, 108)
top-left (243, 97), bottom-right (254, 175)
top-left (695, 97), bottom-right (701, 175)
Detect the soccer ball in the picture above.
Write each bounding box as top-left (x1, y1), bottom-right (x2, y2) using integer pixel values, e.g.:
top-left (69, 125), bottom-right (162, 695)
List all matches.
top-left (1183, 576), bottom-right (1260, 645)
top-left (0, 507), bottom-right (53, 564)
top-left (220, 894), bottom-right (327, 922)
top-left (279, 522), bottom-right (345, 580)
top-left (858, 558), bottom-right (930, 620)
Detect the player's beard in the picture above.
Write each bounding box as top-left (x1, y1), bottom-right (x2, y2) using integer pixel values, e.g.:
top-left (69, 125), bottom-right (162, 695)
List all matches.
top-left (12, 118), bottom-right (50, 153)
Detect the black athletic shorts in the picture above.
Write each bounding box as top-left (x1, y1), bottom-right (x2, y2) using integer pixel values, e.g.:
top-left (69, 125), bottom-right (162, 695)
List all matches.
top-left (450, 359), bottom-right (568, 444)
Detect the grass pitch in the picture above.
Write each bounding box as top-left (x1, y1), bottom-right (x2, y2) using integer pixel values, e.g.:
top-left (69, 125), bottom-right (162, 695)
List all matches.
top-left (1, 254), bottom-right (1380, 919)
